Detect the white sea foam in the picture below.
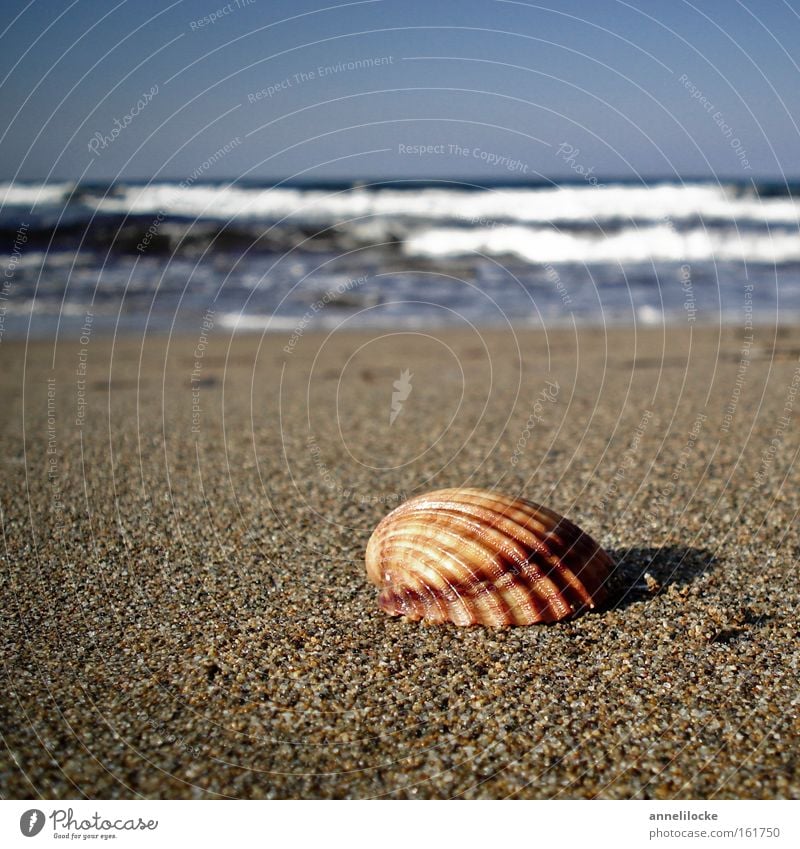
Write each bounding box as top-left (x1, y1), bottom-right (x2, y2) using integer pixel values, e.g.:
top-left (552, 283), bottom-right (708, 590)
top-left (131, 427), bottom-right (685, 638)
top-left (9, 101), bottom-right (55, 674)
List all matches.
top-left (217, 310), bottom-right (450, 332)
top-left (5, 180), bottom-right (800, 231)
top-left (0, 182), bottom-right (75, 208)
top-left (217, 313), bottom-right (303, 331)
top-left (87, 182), bottom-right (800, 226)
top-left (404, 224), bottom-right (800, 264)
top-left (637, 305), bottom-right (664, 324)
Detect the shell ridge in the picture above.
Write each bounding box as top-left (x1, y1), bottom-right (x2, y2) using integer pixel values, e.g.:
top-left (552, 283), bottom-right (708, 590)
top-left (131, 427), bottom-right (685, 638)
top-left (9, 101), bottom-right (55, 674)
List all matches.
top-left (428, 503), bottom-right (594, 614)
top-left (417, 510), bottom-right (567, 620)
top-left (383, 516), bottom-right (565, 623)
top-left (379, 538), bottom-right (479, 624)
top-left (382, 530), bottom-right (518, 626)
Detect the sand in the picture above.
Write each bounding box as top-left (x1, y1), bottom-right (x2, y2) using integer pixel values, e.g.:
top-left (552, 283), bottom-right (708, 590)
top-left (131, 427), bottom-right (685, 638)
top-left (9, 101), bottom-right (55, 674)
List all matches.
top-left (1, 322), bottom-right (798, 799)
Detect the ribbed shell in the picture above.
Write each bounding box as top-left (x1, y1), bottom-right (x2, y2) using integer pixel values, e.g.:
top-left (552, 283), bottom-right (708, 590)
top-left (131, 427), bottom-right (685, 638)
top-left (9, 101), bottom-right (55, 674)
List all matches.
top-left (365, 488), bottom-right (613, 626)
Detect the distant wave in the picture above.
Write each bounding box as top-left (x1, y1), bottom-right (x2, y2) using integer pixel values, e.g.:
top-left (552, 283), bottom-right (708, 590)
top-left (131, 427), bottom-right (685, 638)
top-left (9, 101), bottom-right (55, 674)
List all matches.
top-left (2, 179), bottom-right (799, 265)
top-left (405, 224), bottom-right (800, 264)
top-left (0, 181), bottom-right (75, 207)
top-left (2, 180), bottom-right (800, 226)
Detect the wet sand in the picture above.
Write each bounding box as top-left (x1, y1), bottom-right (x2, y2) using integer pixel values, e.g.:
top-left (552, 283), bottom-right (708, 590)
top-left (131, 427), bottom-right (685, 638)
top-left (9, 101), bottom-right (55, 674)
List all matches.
top-left (1, 323), bottom-right (798, 798)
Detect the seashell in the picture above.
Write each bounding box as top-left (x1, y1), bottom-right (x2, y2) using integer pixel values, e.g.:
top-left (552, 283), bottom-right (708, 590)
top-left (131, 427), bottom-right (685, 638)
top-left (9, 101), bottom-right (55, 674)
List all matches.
top-left (365, 488), bottom-right (613, 626)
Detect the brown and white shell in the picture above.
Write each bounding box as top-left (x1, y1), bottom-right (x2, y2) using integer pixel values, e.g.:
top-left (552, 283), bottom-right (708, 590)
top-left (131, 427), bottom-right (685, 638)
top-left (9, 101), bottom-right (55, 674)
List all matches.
top-left (365, 488), bottom-right (614, 626)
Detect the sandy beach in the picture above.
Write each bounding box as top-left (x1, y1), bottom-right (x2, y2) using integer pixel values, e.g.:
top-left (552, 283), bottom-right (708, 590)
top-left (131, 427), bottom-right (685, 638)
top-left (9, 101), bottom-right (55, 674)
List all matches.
top-left (1, 323), bottom-right (798, 799)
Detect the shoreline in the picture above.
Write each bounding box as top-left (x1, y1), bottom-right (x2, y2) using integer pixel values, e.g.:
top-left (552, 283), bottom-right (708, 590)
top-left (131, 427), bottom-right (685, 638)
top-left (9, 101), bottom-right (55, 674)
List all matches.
top-left (4, 314), bottom-right (800, 338)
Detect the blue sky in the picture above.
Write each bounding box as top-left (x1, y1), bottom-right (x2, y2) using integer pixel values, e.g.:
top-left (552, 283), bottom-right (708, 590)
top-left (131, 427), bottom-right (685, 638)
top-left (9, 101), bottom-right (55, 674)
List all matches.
top-left (2, 0), bottom-right (800, 181)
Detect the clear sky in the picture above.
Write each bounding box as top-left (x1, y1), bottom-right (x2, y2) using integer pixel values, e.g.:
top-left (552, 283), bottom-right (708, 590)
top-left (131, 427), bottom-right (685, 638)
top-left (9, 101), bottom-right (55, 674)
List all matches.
top-left (2, 0), bottom-right (799, 182)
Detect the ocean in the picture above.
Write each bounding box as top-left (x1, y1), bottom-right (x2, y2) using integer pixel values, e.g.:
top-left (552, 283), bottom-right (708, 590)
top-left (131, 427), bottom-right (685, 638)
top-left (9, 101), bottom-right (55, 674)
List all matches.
top-left (1, 178), bottom-right (799, 339)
